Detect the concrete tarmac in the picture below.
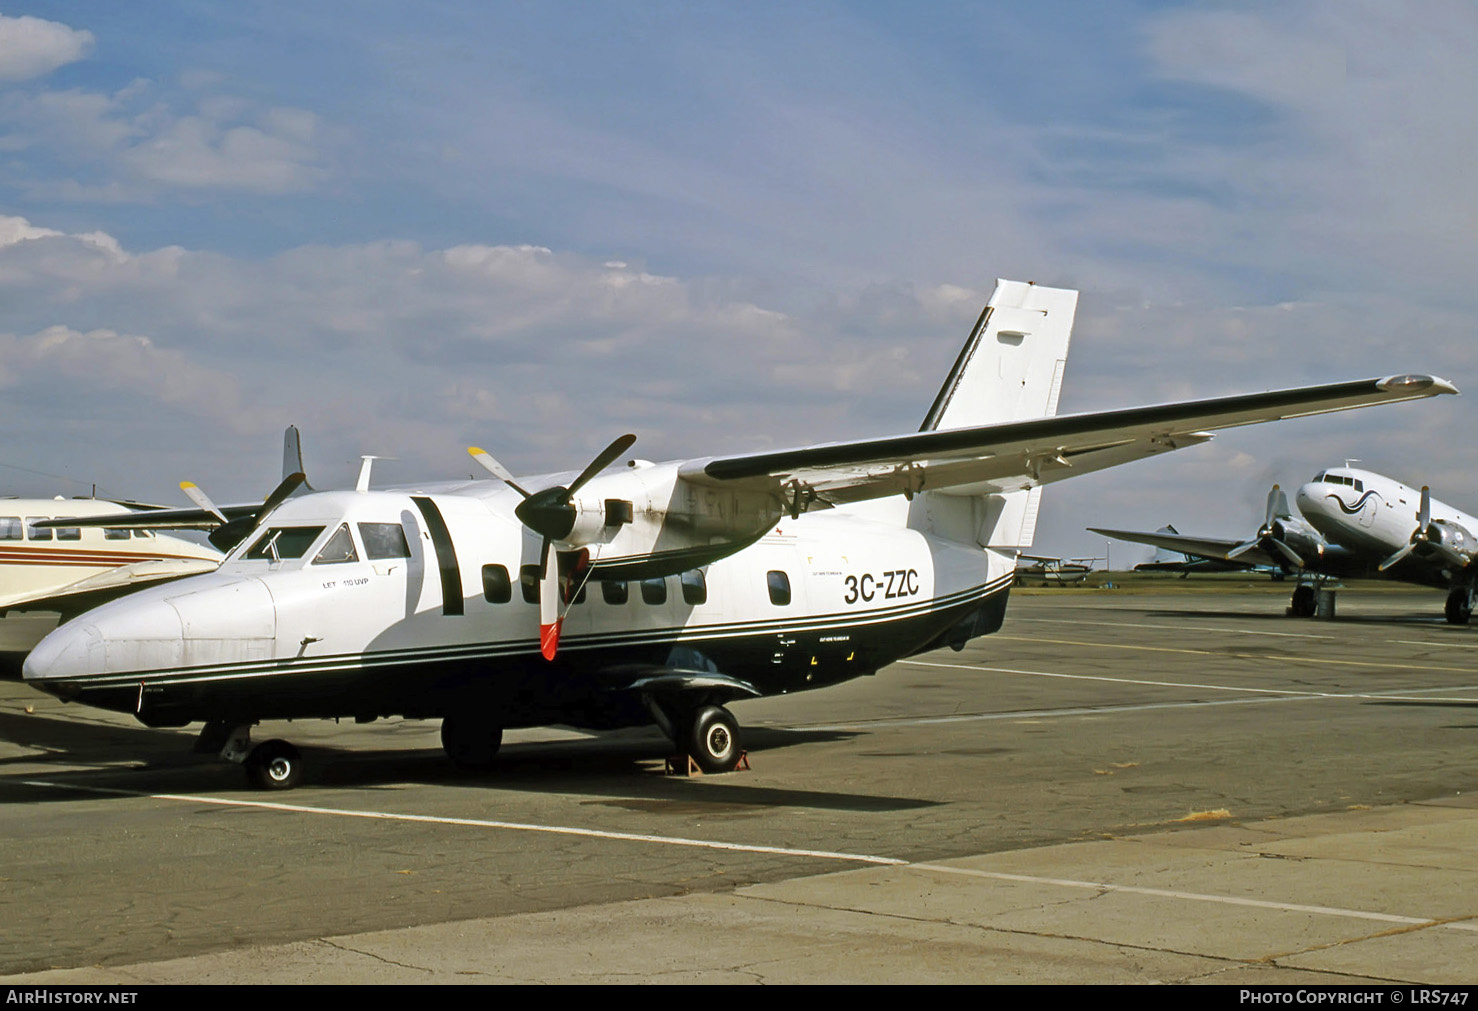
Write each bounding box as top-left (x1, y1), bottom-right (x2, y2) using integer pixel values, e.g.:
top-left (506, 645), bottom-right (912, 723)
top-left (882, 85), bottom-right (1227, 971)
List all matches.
top-left (2, 581), bottom-right (1476, 984)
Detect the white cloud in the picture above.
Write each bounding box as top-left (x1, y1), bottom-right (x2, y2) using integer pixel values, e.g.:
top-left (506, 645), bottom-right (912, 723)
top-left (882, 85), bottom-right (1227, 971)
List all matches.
top-left (0, 14), bottom-right (93, 81)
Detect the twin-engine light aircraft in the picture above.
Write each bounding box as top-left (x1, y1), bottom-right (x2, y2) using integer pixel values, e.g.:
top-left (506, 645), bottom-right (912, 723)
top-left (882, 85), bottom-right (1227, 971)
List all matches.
top-left (1095, 468), bottom-right (1478, 622)
top-left (22, 280), bottom-right (1458, 789)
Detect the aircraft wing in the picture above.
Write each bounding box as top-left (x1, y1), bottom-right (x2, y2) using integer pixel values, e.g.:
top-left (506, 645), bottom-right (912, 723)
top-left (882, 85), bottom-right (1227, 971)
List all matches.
top-left (0, 557), bottom-right (221, 617)
top-left (680, 375), bottom-right (1457, 506)
top-left (1088, 527), bottom-right (1274, 569)
top-left (32, 504), bottom-right (260, 531)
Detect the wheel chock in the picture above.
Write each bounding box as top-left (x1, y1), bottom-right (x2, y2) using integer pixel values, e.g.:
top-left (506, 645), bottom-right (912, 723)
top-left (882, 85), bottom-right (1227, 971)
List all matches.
top-left (663, 751), bottom-right (751, 776)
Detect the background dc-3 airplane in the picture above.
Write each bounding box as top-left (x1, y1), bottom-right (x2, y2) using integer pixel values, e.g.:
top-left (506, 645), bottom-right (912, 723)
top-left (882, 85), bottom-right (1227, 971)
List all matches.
top-left (21, 280), bottom-right (1458, 789)
top-left (1095, 467), bottom-right (1478, 622)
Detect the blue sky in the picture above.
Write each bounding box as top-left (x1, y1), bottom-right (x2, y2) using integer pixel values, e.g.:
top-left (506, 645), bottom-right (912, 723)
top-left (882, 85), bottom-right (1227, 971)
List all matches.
top-left (0, 2), bottom-right (1474, 561)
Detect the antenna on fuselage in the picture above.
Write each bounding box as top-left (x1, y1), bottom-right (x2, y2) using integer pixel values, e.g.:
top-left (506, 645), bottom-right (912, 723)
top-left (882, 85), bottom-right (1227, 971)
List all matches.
top-left (356, 456), bottom-right (382, 493)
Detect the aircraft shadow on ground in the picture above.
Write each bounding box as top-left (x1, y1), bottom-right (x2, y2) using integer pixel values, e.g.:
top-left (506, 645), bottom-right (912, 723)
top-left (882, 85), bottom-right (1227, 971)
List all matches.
top-left (1, 716), bottom-right (935, 813)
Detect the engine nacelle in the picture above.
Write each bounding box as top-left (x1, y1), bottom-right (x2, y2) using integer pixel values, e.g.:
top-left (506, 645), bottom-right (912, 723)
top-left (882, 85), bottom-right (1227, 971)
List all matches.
top-left (559, 462), bottom-right (784, 579)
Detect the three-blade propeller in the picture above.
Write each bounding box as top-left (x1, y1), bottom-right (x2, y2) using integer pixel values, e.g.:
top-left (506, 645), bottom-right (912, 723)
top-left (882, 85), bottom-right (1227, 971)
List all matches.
top-left (470, 434), bottom-right (636, 660)
top-left (1380, 486), bottom-right (1437, 572)
top-left (1228, 485), bottom-right (1305, 568)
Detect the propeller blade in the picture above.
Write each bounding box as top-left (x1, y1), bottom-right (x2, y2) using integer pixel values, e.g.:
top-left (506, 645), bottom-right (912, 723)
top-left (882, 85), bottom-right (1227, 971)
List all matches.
top-left (468, 447), bottom-right (531, 498)
top-left (179, 481), bottom-right (227, 525)
top-left (1379, 542), bottom-right (1417, 572)
top-left (1266, 538), bottom-right (1305, 568)
top-left (1227, 540), bottom-right (1260, 560)
top-left (538, 538), bottom-right (561, 661)
top-left (1418, 486), bottom-right (1432, 530)
top-left (1264, 485), bottom-right (1280, 527)
top-left (567, 434), bottom-right (636, 495)
top-left (260, 472), bottom-right (306, 517)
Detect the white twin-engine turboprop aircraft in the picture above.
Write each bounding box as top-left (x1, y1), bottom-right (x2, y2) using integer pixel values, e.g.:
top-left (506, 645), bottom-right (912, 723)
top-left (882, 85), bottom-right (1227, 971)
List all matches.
top-left (22, 280), bottom-right (1458, 789)
top-left (1096, 468), bottom-right (1478, 623)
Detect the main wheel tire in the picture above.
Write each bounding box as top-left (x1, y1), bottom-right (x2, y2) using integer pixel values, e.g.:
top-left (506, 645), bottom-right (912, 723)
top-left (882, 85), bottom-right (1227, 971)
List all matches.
top-left (245, 739), bottom-right (302, 791)
top-left (687, 705), bottom-right (741, 774)
top-left (441, 716), bottom-right (503, 770)
top-left (1290, 585), bottom-right (1316, 618)
top-left (1445, 589), bottom-right (1472, 625)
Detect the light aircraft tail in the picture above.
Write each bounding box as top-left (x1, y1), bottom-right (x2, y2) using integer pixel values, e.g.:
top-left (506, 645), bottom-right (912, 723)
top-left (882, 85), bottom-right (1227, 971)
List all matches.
top-left (914, 279), bottom-right (1078, 550)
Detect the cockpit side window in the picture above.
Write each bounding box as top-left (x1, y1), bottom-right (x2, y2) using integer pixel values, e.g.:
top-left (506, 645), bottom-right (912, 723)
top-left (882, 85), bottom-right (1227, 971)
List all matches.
top-left (358, 522), bottom-right (412, 560)
top-left (245, 526), bottom-right (326, 561)
top-left (313, 524), bottom-right (359, 565)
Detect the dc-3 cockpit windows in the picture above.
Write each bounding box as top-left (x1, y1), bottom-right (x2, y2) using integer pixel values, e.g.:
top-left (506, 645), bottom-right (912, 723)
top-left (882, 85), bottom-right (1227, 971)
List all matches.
top-left (0, 517), bottom-right (22, 540)
top-left (24, 518), bottom-right (51, 541)
top-left (358, 523), bottom-right (411, 560)
top-left (312, 524), bottom-right (359, 565)
top-left (1315, 472), bottom-right (1365, 492)
top-left (245, 526), bottom-right (326, 562)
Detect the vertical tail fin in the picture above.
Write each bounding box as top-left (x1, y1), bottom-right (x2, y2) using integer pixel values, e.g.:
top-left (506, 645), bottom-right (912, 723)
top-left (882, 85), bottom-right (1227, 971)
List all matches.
top-left (914, 280), bottom-right (1078, 551)
top-left (920, 279), bottom-right (1077, 433)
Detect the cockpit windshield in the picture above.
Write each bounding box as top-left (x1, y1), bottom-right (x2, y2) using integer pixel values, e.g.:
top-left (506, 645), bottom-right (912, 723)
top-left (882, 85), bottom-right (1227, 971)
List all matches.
top-left (244, 526), bottom-right (326, 561)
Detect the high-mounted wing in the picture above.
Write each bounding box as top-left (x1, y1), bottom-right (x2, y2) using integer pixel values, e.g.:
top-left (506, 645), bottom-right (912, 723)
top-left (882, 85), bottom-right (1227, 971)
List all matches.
top-left (680, 375), bottom-right (1457, 509)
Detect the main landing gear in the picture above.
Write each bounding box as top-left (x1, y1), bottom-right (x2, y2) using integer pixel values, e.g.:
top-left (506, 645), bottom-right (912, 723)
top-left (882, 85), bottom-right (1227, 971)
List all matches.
top-left (197, 722), bottom-right (304, 790)
top-left (440, 714), bottom-right (504, 770)
top-left (1446, 587), bottom-right (1474, 625)
top-left (685, 705), bottom-right (742, 774)
top-left (1289, 584), bottom-right (1318, 618)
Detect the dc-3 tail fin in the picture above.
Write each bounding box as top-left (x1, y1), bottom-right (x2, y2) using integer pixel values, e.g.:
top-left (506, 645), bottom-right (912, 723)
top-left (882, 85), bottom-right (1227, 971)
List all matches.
top-left (915, 279), bottom-right (1078, 550)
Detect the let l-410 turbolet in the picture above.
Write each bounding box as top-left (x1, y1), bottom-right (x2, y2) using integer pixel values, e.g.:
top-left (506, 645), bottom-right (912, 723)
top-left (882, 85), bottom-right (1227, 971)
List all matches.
top-left (22, 280), bottom-right (1457, 789)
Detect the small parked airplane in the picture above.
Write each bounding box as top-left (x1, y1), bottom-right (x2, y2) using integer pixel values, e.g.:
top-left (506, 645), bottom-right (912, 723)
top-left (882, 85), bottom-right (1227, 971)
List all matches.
top-left (1014, 554), bottom-right (1102, 586)
top-left (0, 500), bottom-right (220, 620)
top-left (21, 280), bottom-right (1458, 788)
top-left (1095, 468), bottom-right (1478, 622)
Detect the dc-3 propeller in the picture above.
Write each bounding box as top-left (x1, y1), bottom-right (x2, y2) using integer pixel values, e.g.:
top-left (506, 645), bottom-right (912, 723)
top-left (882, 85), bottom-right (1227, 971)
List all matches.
top-left (469, 434), bottom-right (637, 661)
top-left (180, 472), bottom-right (308, 551)
top-left (1228, 485), bottom-right (1305, 568)
top-left (1378, 486), bottom-right (1465, 572)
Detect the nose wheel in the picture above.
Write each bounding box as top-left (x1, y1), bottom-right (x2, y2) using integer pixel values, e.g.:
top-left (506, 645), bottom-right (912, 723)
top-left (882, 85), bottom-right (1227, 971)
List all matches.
top-left (244, 739), bottom-right (303, 790)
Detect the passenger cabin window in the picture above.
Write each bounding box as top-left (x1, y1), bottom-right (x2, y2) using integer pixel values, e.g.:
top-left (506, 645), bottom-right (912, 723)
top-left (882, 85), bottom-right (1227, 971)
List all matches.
top-left (767, 570), bottom-right (791, 606)
top-left (681, 570), bottom-right (707, 605)
top-left (641, 576), bottom-right (667, 605)
top-left (25, 518), bottom-right (51, 541)
top-left (519, 564), bottom-right (540, 604)
top-left (0, 517), bottom-right (21, 540)
top-left (312, 524), bottom-right (359, 565)
top-left (245, 526), bottom-right (326, 561)
top-left (358, 522), bottom-right (411, 560)
top-left (482, 564), bottom-right (512, 603)
top-left (602, 579), bottom-right (628, 605)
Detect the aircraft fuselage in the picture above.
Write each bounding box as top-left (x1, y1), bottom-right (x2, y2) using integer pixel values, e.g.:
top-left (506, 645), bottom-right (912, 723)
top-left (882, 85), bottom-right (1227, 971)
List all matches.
top-left (23, 487), bottom-right (1011, 730)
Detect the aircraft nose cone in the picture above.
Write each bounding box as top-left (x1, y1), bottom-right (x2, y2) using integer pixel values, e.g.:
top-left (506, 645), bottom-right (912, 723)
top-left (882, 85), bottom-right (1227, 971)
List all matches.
top-left (23, 618), bottom-right (105, 686)
top-left (23, 598), bottom-right (185, 686)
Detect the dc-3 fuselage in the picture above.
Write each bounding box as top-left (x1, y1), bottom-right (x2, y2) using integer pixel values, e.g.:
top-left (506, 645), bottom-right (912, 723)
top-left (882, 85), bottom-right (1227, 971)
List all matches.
top-left (21, 280), bottom-right (1459, 787)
